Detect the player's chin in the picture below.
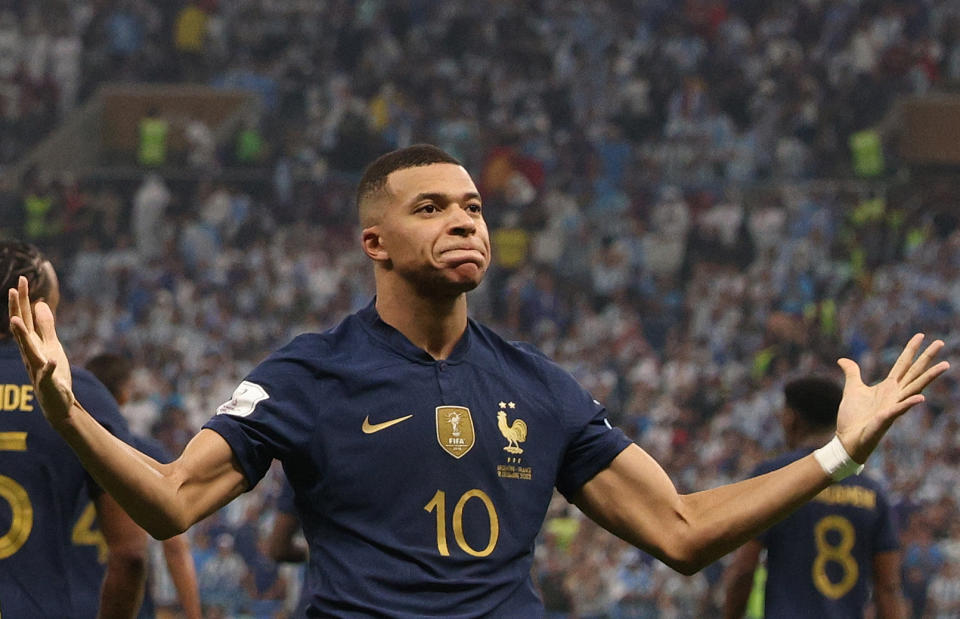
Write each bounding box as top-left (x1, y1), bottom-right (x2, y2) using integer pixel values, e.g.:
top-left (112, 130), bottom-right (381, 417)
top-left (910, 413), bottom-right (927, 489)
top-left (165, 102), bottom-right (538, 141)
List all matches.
top-left (449, 261), bottom-right (486, 282)
top-left (433, 262), bottom-right (486, 294)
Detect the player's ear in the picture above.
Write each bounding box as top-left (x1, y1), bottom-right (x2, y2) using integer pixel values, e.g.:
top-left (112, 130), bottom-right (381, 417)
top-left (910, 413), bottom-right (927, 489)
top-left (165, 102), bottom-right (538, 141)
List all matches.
top-left (361, 226), bottom-right (388, 262)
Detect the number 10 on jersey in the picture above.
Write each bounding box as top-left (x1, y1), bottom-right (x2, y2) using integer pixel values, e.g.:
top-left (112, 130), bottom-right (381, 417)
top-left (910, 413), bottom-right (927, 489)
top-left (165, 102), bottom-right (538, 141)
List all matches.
top-left (424, 489), bottom-right (499, 557)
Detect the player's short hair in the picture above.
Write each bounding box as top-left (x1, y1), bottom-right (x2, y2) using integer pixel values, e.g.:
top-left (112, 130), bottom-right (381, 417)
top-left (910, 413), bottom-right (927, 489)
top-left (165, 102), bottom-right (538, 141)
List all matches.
top-left (783, 376), bottom-right (843, 429)
top-left (355, 144), bottom-right (462, 224)
top-left (85, 353), bottom-right (133, 401)
top-left (0, 240), bottom-right (53, 336)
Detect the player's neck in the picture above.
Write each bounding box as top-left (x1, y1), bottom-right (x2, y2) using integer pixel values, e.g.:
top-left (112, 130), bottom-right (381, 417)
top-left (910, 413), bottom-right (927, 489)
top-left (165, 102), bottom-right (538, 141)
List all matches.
top-left (375, 281), bottom-right (468, 360)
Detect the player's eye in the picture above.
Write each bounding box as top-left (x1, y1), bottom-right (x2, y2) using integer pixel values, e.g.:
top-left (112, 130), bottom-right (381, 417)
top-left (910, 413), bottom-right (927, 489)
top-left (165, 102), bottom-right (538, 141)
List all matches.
top-left (417, 204), bottom-right (438, 214)
top-left (467, 203), bottom-right (483, 214)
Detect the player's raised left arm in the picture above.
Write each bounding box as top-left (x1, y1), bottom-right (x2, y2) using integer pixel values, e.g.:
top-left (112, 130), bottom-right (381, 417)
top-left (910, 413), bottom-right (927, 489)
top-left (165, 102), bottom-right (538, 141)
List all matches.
top-left (9, 277), bottom-right (248, 539)
top-left (574, 334), bottom-right (948, 575)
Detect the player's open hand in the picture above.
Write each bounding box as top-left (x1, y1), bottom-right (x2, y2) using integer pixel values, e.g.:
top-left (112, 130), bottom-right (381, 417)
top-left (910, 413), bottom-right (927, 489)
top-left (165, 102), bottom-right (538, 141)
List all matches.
top-left (8, 276), bottom-right (75, 425)
top-left (835, 333), bottom-right (949, 464)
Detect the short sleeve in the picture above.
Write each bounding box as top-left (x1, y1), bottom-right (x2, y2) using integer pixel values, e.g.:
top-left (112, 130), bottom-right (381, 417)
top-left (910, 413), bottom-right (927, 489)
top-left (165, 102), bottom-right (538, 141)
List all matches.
top-left (550, 371), bottom-right (632, 500)
top-left (202, 351), bottom-right (317, 490)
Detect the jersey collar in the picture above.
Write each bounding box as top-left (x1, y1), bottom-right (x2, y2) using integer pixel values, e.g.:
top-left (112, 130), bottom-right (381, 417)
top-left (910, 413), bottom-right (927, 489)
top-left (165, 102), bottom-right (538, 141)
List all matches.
top-left (357, 297), bottom-right (472, 364)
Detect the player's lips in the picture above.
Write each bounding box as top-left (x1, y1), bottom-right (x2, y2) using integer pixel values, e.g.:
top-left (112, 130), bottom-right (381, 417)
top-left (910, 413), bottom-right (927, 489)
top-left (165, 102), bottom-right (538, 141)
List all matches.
top-left (439, 247), bottom-right (487, 265)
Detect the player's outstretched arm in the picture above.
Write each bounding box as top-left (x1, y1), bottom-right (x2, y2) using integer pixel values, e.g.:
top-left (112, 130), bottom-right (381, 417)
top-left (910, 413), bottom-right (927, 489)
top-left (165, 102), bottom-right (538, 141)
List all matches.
top-left (574, 334), bottom-right (948, 574)
top-left (8, 277), bottom-right (248, 538)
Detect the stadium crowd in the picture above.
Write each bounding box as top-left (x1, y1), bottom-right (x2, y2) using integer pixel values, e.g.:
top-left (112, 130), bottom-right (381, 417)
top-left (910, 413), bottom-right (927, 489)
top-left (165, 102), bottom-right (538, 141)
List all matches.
top-left (2, 0), bottom-right (960, 616)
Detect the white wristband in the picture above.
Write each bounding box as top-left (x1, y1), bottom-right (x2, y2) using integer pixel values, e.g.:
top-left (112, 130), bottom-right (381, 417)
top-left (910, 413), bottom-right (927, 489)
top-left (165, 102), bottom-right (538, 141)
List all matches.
top-left (814, 436), bottom-right (865, 482)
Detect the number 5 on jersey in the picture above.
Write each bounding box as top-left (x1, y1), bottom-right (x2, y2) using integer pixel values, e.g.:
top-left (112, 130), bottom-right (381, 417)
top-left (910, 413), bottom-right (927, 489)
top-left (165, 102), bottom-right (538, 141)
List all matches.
top-left (0, 432), bottom-right (32, 559)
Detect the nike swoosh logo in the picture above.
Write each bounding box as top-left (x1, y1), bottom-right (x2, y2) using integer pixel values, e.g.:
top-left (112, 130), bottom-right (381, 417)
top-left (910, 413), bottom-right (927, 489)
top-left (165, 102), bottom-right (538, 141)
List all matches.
top-left (362, 414), bottom-right (414, 434)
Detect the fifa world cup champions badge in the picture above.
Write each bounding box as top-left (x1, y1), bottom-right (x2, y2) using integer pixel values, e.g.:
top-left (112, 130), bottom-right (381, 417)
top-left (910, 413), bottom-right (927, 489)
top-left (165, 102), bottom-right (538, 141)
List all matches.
top-left (436, 406), bottom-right (475, 458)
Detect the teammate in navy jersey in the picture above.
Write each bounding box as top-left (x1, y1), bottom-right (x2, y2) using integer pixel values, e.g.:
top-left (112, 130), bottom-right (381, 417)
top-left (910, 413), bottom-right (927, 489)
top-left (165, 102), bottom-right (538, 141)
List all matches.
top-left (72, 353), bottom-right (202, 619)
top-left (723, 376), bottom-right (906, 619)
top-left (0, 241), bottom-right (146, 618)
top-left (7, 145), bottom-right (948, 617)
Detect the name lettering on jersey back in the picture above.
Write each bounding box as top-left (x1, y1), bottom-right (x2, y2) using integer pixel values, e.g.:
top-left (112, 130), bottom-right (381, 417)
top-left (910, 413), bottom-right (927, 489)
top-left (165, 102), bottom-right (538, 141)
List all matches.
top-left (0, 384), bottom-right (34, 412)
top-left (813, 485), bottom-right (876, 509)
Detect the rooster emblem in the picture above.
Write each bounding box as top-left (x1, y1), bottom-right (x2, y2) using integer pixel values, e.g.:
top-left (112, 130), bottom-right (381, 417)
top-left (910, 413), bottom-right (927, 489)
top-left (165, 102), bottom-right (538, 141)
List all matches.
top-left (497, 407), bottom-right (527, 454)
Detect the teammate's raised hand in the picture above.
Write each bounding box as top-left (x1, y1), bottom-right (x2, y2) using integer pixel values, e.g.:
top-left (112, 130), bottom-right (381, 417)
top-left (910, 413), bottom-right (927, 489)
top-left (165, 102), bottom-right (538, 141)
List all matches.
top-left (8, 275), bottom-right (75, 424)
top-left (835, 333), bottom-right (948, 464)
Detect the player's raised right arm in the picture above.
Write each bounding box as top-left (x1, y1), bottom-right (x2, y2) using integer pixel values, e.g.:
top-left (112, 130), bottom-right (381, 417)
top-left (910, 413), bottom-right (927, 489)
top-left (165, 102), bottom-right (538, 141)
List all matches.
top-left (9, 277), bottom-right (248, 539)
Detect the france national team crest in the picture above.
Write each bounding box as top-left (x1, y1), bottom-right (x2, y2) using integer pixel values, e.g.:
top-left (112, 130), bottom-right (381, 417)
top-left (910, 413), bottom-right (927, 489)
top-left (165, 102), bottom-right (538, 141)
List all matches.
top-left (496, 401), bottom-right (532, 480)
top-left (435, 406), bottom-right (475, 458)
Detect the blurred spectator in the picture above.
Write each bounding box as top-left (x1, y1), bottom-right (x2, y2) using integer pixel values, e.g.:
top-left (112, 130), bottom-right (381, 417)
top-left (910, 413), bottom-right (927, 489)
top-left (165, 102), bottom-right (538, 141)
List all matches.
top-left (137, 106), bottom-right (169, 167)
top-left (198, 533), bottom-right (250, 616)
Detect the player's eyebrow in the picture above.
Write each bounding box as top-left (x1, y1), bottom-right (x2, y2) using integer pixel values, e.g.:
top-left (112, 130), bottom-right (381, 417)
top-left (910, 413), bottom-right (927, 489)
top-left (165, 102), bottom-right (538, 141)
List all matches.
top-left (411, 191), bottom-right (482, 204)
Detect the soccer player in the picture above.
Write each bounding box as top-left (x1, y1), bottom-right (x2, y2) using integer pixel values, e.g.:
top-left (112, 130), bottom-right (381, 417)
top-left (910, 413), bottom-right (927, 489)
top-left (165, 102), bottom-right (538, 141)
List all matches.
top-left (0, 240), bottom-right (146, 618)
top-left (75, 353), bottom-right (202, 619)
top-left (723, 376), bottom-right (906, 619)
top-left (7, 145), bottom-right (948, 617)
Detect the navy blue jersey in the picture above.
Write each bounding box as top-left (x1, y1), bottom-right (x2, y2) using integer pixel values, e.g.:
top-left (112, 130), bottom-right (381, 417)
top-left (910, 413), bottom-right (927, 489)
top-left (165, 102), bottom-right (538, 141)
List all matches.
top-left (0, 341), bottom-right (134, 618)
top-left (204, 301), bottom-right (631, 617)
top-left (755, 448), bottom-right (899, 619)
top-left (70, 435), bottom-right (171, 619)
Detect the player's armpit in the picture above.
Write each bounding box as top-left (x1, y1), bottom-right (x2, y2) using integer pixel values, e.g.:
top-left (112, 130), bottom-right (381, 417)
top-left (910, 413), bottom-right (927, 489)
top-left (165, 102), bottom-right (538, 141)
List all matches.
top-left (268, 511), bottom-right (307, 563)
top-left (95, 493), bottom-right (147, 619)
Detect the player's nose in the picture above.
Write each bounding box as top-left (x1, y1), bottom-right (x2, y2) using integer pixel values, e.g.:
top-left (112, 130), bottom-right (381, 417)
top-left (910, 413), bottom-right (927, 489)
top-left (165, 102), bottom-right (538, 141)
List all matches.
top-left (447, 205), bottom-right (477, 236)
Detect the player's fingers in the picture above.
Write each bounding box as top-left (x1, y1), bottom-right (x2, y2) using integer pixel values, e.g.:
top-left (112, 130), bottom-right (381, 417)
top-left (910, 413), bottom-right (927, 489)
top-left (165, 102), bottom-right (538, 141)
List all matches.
top-left (9, 316), bottom-right (46, 375)
top-left (899, 339), bottom-right (944, 387)
top-left (16, 276), bottom-right (35, 334)
top-left (837, 357), bottom-right (863, 386)
top-left (37, 358), bottom-right (57, 387)
top-left (902, 361), bottom-right (950, 397)
top-left (8, 286), bottom-right (20, 324)
top-left (884, 393), bottom-right (926, 420)
top-left (887, 333), bottom-right (924, 381)
top-left (34, 302), bottom-right (57, 343)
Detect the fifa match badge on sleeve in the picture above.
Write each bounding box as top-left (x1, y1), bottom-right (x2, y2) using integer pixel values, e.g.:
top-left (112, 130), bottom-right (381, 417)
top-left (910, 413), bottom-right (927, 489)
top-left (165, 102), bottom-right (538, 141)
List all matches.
top-left (217, 381), bottom-right (269, 417)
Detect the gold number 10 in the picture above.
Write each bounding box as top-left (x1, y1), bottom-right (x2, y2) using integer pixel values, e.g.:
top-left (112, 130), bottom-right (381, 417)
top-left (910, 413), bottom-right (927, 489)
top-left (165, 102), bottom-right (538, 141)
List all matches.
top-left (424, 489), bottom-right (499, 557)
